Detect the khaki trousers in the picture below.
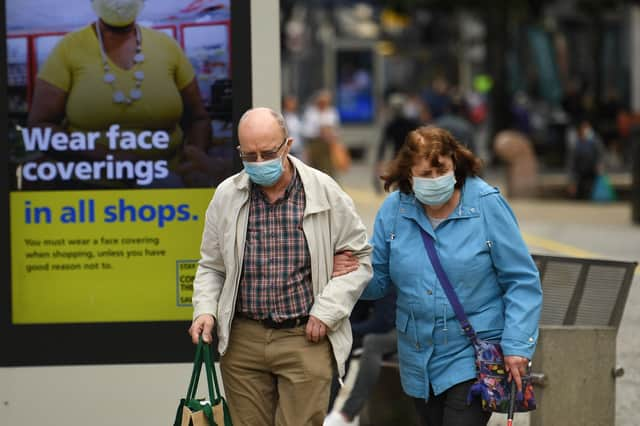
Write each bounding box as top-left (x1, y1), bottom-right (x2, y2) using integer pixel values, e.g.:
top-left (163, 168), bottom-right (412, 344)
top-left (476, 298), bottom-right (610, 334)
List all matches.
top-left (220, 317), bottom-right (333, 426)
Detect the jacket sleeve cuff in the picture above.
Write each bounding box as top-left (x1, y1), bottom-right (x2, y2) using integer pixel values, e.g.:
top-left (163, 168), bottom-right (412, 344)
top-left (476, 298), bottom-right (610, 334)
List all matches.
top-left (501, 340), bottom-right (536, 360)
top-left (192, 303), bottom-right (218, 321)
top-left (309, 301), bottom-right (344, 331)
top-left (501, 335), bottom-right (537, 360)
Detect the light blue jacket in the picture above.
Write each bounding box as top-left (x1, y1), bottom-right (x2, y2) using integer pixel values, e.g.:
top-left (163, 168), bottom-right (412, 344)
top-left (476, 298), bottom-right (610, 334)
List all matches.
top-left (362, 177), bottom-right (542, 399)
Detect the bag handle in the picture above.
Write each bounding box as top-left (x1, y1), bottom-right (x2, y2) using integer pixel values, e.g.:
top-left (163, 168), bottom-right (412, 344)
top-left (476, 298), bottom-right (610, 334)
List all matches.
top-left (419, 228), bottom-right (478, 344)
top-left (186, 338), bottom-right (204, 401)
top-left (186, 336), bottom-right (223, 404)
top-left (202, 339), bottom-right (224, 404)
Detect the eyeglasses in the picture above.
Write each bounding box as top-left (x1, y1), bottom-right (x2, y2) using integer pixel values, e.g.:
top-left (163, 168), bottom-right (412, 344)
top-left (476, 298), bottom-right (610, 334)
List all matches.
top-left (237, 137), bottom-right (288, 162)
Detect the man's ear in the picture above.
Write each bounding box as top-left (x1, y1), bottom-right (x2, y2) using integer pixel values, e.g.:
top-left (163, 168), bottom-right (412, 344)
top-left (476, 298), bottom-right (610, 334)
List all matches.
top-left (283, 137), bottom-right (293, 154)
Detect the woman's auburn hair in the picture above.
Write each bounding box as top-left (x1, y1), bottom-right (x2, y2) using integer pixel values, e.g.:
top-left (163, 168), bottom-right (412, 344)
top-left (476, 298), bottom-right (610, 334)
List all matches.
top-left (382, 126), bottom-right (482, 194)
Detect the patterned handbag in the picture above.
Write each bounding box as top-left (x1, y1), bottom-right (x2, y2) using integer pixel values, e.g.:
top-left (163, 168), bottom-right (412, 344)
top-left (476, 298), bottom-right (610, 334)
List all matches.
top-left (419, 229), bottom-right (536, 413)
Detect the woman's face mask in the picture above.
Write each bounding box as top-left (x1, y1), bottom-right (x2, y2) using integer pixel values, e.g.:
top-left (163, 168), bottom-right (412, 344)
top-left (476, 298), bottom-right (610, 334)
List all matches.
top-left (92, 0), bottom-right (144, 27)
top-left (243, 157), bottom-right (284, 187)
top-left (412, 171), bottom-right (457, 206)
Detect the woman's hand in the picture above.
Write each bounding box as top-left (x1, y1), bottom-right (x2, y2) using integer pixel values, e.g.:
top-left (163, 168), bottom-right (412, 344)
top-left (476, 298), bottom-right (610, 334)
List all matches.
top-left (332, 250), bottom-right (359, 277)
top-left (504, 355), bottom-right (530, 393)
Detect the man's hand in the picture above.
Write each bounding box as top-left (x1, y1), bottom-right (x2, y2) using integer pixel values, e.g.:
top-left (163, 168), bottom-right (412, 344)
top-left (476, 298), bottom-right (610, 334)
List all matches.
top-left (305, 315), bottom-right (328, 343)
top-left (189, 314), bottom-right (216, 344)
top-left (332, 250), bottom-right (359, 277)
top-left (504, 355), bottom-right (530, 393)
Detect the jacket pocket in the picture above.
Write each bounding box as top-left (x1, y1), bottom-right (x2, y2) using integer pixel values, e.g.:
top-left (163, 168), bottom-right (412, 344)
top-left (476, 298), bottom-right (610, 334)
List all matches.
top-left (396, 308), bottom-right (422, 350)
top-left (395, 309), bottom-right (409, 333)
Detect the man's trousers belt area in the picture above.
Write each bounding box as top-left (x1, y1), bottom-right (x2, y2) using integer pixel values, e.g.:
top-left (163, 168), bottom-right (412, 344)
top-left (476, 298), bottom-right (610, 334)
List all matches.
top-left (237, 312), bottom-right (309, 329)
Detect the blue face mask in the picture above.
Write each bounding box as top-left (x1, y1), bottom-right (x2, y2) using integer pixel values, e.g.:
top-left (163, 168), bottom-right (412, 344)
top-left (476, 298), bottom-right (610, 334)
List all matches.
top-left (412, 171), bottom-right (456, 206)
top-left (243, 157), bottom-right (284, 186)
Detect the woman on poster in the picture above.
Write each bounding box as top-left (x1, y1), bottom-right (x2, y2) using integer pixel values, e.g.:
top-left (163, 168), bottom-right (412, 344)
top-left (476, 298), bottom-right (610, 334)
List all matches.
top-left (27, 0), bottom-right (214, 188)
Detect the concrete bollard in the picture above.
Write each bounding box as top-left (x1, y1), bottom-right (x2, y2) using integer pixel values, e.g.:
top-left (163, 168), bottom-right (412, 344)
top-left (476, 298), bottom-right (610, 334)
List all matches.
top-left (493, 130), bottom-right (539, 198)
top-left (530, 326), bottom-right (618, 426)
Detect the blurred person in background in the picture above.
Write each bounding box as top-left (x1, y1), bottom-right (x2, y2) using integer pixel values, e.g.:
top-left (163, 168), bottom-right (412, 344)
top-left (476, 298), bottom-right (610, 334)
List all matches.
top-left (510, 91), bottom-right (533, 137)
top-left (375, 93), bottom-right (421, 192)
top-left (403, 93), bottom-right (431, 125)
top-left (283, 94), bottom-right (305, 160)
top-left (302, 89), bottom-right (341, 177)
top-left (324, 291), bottom-right (397, 426)
top-left (434, 92), bottom-right (476, 155)
top-left (422, 77), bottom-right (451, 120)
top-left (404, 92), bottom-right (431, 124)
top-left (27, 0), bottom-right (211, 188)
top-left (598, 87), bottom-right (624, 169)
top-left (568, 120), bottom-right (606, 200)
top-left (562, 76), bottom-right (588, 126)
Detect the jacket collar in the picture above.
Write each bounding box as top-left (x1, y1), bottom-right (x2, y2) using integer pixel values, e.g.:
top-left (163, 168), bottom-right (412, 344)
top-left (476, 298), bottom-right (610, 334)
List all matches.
top-left (230, 155), bottom-right (331, 214)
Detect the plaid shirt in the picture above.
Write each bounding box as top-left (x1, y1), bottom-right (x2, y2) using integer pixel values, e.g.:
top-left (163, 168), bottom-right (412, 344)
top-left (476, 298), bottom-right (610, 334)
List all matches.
top-left (238, 168), bottom-right (313, 321)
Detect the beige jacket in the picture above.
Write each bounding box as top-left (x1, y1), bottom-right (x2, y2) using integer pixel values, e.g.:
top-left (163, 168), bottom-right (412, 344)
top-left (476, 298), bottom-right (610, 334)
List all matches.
top-left (192, 155), bottom-right (372, 377)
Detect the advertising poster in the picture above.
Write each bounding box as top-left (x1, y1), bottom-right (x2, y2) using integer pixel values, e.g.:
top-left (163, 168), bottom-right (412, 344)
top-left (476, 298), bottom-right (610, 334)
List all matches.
top-left (336, 48), bottom-right (375, 123)
top-left (6, 0), bottom-right (234, 327)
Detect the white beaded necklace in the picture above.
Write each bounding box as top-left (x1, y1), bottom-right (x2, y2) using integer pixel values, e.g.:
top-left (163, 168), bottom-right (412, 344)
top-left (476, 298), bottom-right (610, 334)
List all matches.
top-left (95, 22), bottom-right (145, 105)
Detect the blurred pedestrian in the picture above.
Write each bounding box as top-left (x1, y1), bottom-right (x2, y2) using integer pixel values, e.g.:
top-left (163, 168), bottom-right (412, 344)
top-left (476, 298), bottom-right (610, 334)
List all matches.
top-left (434, 93), bottom-right (476, 154)
top-left (375, 93), bottom-right (421, 192)
top-left (324, 291), bottom-right (397, 426)
top-left (562, 76), bottom-right (588, 126)
top-left (599, 87), bottom-right (624, 168)
top-left (568, 120), bottom-right (606, 200)
top-left (303, 89), bottom-right (341, 177)
top-left (510, 91), bottom-right (533, 137)
top-left (404, 92), bottom-right (431, 123)
top-left (283, 94), bottom-right (305, 160)
top-left (422, 77), bottom-right (451, 120)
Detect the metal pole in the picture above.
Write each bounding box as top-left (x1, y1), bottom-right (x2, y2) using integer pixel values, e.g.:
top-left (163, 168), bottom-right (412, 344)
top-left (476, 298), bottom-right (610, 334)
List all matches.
top-left (632, 127), bottom-right (640, 224)
top-left (630, 5), bottom-right (640, 224)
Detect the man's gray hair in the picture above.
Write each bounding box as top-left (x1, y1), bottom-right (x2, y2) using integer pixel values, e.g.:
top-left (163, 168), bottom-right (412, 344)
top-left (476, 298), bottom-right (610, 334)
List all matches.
top-left (239, 107), bottom-right (289, 138)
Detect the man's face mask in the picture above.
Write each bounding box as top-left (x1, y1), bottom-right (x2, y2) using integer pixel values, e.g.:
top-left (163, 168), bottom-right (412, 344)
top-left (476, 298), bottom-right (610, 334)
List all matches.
top-left (242, 157), bottom-right (285, 187)
top-left (92, 0), bottom-right (144, 27)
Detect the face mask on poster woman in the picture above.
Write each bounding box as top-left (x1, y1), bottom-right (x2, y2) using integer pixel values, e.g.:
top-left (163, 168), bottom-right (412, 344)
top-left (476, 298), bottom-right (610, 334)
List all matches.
top-left (92, 0), bottom-right (145, 27)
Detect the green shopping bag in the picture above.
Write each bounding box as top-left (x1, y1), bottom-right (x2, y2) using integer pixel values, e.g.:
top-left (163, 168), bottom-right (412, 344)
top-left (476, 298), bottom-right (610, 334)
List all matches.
top-left (174, 337), bottom-right (233, 426)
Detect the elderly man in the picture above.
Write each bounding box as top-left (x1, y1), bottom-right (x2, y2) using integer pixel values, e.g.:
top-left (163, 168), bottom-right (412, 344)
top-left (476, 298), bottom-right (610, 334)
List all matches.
top-left (189, 107), bottom-right (372, 425)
